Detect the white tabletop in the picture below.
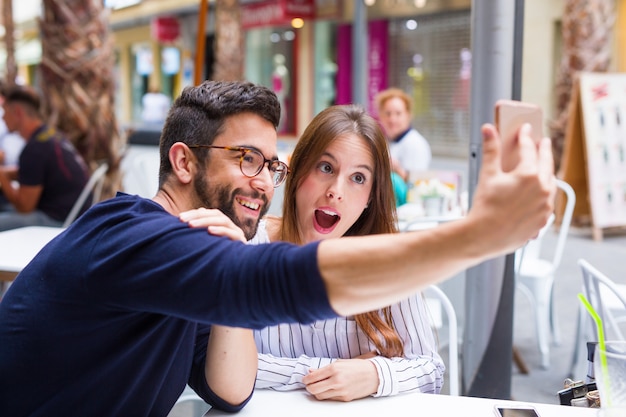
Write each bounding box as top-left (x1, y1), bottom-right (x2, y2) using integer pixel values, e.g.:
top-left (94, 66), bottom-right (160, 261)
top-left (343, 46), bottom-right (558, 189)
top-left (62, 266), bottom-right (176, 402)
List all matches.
top-left (205, 390), bottom-right (598, 417)
top-left (0, 226), bottom-right (65, 279)
top-left (397, 202), bottom-right (464, 232)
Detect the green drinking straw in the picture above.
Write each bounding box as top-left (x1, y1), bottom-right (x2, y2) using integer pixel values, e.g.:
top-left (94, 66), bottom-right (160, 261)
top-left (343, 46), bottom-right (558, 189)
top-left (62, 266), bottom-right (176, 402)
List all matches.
top-left (578, 293), bottom-right (610, 405)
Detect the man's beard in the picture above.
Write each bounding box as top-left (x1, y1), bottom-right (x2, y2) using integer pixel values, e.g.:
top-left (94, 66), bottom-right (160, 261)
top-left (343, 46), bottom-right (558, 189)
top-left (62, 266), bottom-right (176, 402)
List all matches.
top-left (193, 170), bottom-right (269, 240)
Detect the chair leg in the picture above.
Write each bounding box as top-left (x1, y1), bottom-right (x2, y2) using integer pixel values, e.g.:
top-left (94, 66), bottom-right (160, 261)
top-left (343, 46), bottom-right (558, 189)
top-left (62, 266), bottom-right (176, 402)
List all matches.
top-left (549, 284), bottom-right (562, 346)
top-left (534, 281), bottom-right (552, 369)
top-left (513, 346), bottom-right (530, 374)
top-left (568, 304), bottom-right (587, 379)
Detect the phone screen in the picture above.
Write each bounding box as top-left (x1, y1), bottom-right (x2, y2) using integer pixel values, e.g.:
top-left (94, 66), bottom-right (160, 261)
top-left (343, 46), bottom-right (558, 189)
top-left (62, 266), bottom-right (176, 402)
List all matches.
top-left (496, 407), bottom-right (540, 417)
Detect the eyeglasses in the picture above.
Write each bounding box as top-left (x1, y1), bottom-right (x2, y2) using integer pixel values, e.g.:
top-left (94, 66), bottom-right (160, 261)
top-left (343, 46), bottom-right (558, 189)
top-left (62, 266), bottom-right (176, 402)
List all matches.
top-left (188, 145), bottom-right (290, 188)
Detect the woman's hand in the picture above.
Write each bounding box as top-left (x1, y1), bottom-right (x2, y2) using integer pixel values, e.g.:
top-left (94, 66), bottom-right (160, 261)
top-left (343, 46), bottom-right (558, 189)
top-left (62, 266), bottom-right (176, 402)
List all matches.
top-left (179, 208), bottom-right (246, 243)
top-left (302, 356), bottom-right (379, 402)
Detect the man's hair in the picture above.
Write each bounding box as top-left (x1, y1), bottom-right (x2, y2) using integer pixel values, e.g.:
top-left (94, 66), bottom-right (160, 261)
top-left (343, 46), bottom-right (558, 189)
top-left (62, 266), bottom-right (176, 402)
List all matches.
top-left (158, 80), bottom-right (281, 186)
top-left (4, 85), bottom-right (42, 117)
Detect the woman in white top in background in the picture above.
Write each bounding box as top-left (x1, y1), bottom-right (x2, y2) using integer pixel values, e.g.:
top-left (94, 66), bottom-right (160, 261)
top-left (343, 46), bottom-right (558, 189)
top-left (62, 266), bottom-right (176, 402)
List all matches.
top-left (375, 87), bottom-right (431, 181)
top-left (248, 104), bottom-right (444, 401)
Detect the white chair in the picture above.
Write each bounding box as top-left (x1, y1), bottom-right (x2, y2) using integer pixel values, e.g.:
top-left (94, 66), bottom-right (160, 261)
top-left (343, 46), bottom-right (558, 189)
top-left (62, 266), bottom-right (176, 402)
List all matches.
top-left (424, 285), bottom-right (459, 396)
top-left (515, 179), bottom-right (576, 369)
top-left (62, 162), bottom-right (109, 228)
top-left (569, 259), bottom-right (626, 378)
top-left (577, 259), bottom-right (626, 351)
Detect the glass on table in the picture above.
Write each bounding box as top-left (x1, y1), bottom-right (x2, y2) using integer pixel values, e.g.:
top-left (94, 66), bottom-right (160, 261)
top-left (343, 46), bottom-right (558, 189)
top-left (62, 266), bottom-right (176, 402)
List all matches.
top-left (594, 340), bottom-right (626, 416)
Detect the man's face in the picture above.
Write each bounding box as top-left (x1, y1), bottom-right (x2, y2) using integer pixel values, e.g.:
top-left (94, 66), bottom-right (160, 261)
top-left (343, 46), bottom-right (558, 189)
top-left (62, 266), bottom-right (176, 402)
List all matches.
top-left (1, 102), bottom-right (18, 133)
top-left (192, 113), bottom-right (278, 240)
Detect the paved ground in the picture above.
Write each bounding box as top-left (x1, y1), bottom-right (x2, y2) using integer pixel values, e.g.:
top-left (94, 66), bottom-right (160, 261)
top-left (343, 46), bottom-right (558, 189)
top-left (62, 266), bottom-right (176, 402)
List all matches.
top-left (510, 226), bottom-right (626, 404)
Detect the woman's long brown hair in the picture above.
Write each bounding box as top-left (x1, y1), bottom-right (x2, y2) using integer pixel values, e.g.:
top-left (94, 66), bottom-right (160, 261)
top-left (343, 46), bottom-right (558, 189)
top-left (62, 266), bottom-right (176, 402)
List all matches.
top-left (279, 105), bottom-right (404, 358)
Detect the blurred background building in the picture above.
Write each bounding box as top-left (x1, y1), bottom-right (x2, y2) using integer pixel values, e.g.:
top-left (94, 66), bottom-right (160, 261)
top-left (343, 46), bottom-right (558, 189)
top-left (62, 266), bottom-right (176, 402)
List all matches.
top-left (1, 0), bottom-right (625, 160)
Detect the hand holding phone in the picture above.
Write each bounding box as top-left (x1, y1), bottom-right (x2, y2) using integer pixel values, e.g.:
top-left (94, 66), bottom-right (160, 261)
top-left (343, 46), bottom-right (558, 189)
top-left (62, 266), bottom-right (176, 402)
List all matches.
top-left (494, 99), bottom-right (544, 172)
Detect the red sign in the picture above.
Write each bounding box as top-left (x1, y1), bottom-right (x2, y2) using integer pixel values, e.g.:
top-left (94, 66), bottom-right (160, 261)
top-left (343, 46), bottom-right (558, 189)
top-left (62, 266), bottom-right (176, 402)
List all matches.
top-left (242, 0), bottom-right (315, 29)
top-left (151, 17), bottom-right (180, 43)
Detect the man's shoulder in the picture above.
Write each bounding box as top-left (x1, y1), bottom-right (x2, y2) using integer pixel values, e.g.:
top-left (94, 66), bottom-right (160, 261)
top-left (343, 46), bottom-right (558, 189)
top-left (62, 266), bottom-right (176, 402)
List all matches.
top-left (32, 125), bottom-right (61, 143)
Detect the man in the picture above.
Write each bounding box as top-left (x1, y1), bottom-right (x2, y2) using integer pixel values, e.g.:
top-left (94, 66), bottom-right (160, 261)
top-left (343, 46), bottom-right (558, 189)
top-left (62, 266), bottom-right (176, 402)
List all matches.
top-left (0, 81), bottom-right (25, 169)
top-left (0, 86), bottom-right (90, 230)
top-left (0, 80), bottom-right (555, 416)
top-left (0, 80), bottom-right (26, 210)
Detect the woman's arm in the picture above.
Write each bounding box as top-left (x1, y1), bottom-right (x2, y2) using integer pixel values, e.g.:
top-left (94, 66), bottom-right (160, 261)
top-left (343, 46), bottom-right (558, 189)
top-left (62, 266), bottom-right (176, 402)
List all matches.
top-left (255, 352), bottom-right (334, 390)
top-left (300, 294), bottom-right (444, 401)
top-left (367, 294), bottom-right (445, 396)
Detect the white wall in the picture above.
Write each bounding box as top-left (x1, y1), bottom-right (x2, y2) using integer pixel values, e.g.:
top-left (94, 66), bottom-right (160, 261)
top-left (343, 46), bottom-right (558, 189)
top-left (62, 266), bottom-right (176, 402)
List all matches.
top-left (522, 0), bottom-right (565, 124)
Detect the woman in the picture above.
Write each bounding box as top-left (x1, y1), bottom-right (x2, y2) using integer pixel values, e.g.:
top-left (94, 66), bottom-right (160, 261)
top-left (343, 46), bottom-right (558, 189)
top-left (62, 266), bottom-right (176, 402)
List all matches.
top-left (375, 88), bottom-right (431, 181)
top-left (183, 104), bottom-right (444, 401)
top-left (251, 105), bottom-right (443, 401)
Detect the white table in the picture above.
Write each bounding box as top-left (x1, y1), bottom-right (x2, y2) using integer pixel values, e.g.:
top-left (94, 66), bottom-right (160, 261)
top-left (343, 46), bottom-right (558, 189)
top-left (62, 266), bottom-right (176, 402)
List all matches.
top-left (397, 202), bottom-right (464, 232)
top-left (0, 226), bottom-right (65, 282)
top-left (205, 390), bottom-right (598, 417)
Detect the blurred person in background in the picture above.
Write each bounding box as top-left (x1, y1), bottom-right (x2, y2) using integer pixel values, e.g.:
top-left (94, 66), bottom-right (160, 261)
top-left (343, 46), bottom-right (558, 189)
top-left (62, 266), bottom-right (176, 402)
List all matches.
top-left (0, 80), bottom-right (26, 210)
top-left (376, 87), bottom-right (432, 182)
top-left (0, 85), bottom-right (89, 230)
top-left (141, 84), bottom-right (171, 125)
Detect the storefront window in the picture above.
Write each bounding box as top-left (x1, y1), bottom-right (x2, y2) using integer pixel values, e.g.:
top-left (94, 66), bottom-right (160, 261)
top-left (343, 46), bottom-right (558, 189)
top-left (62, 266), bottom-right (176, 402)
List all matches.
top-left (130, 43), bottom-right (153, 122)
top-left (160, 46), bottom-right (180, 98)
top-left (245, 27), bottom-right (296, 135)
top-left (388, 11), bottom-right (471, 157)
top-left (313, 21), bottom-right (338, 115)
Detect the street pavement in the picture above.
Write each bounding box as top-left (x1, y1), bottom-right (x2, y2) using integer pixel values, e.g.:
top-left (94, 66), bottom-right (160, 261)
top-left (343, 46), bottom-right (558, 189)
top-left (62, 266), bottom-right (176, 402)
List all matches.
top-left (510, 226), bottom-right (626, 404)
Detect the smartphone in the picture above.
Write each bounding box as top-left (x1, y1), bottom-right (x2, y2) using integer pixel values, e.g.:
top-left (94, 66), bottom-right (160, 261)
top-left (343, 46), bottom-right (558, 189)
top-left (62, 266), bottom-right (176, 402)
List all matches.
top-left (493, 405), bottom-right (541, 417)
top-left (494, 99), bottom-right (544, 172)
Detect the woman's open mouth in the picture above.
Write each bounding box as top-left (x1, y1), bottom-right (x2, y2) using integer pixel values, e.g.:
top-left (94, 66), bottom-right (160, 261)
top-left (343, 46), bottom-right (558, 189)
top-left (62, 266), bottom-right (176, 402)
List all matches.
top-left (314, 208), bottom-right (340, 233)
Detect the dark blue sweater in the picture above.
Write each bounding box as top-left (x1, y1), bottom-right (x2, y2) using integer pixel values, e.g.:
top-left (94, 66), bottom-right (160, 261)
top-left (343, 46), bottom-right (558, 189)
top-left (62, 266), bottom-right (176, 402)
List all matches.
top-left (0, 193), bottom-right (335, 416)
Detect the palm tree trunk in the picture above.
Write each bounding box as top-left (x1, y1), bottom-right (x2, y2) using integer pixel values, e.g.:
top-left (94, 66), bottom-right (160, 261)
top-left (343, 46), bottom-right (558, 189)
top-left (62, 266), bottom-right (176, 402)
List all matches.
top-left (551, 0), bottom-right (615, 172)
top-left (2, 0), bottom-right (18, 84)
top-left (40, 0), bottom-right (122, 199)
top-left (213, 0), bottom-right (244, 81)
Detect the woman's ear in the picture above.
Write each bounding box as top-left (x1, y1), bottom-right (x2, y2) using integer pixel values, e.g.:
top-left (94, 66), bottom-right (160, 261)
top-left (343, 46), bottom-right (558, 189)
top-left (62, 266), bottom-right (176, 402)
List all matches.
top-left (169, 142), bottom-right (196, 185)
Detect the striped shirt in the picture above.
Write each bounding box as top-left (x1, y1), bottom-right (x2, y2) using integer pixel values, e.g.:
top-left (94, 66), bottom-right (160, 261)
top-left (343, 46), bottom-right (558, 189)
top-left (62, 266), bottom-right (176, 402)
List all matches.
top-left (249, 221), bottom-right (445, 397)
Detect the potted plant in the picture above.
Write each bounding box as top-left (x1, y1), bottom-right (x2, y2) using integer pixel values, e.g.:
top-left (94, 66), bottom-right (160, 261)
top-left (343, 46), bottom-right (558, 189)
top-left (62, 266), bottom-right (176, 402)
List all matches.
top-left (410, 178), bottom-right (455, 216)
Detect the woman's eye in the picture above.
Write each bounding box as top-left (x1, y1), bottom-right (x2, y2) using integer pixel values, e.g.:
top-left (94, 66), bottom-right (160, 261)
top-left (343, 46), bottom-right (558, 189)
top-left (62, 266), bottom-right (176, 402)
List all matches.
top-left (352, 173), bottom-right (366, 185)
top-left (318, 162), bottom-right (333, 174)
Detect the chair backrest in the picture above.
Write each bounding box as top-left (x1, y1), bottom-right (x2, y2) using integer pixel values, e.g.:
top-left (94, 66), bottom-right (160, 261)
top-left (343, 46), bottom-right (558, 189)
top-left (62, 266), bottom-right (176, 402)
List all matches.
top-left (579, 259), bottom-right (626, 341)
top-left (424, 284), bottom-right (459, 396)
top-left (62, 162), bottom-right (109, 228)
top-left (515, 179), bottom-right (576, 272)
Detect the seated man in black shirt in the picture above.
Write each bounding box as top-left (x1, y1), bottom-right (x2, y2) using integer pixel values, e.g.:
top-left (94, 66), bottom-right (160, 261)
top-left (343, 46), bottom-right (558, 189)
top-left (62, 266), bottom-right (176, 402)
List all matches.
top-left (0, 86), bottom-right (90, 230)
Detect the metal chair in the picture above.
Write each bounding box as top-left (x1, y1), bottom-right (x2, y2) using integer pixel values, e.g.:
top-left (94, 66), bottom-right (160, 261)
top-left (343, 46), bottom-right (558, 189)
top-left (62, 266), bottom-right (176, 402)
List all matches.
top-left (515, 179), bottom-right (576, 369)
top-left (569, 259), bottom-right (626, 378)
top-left (424, 284), bottom-right (459, 396)
top-left (62, 162), bottom-right (108, 228)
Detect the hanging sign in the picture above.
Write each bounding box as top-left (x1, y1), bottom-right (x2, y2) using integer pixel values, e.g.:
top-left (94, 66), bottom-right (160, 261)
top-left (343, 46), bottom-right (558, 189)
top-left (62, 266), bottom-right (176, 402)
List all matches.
top-left (151, 16), bottom-right (180, 43)
top-left (241, 0), bottom-right (315, 29)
